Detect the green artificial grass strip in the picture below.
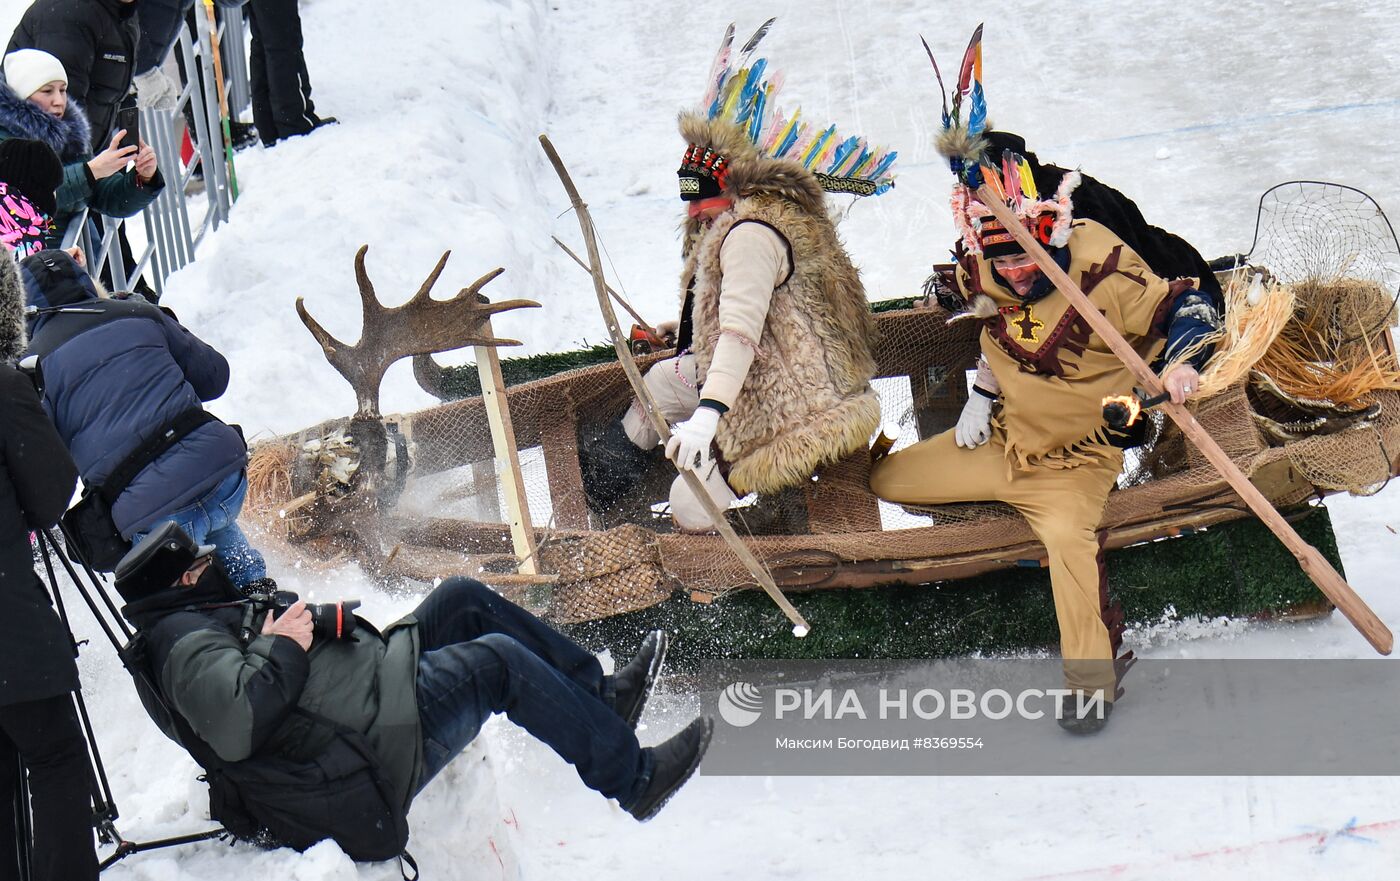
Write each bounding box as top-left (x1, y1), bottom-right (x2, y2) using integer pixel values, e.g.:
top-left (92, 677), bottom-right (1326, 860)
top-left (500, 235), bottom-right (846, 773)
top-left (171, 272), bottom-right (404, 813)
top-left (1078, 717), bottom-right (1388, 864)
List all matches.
top-left (870, 296), bottom-right (919, 313)
top-left (427, 299), bottom-right (918, 400)
top-left (562, 507), bottom-right (1338, 666)
top-left (430, 343), bottom-right (621, 399)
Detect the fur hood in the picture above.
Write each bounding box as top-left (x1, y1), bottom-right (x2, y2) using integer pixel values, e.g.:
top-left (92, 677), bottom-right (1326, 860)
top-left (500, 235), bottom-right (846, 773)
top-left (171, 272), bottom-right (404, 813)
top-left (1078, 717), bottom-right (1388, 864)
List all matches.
top-left (677, 111), bottom-right (828, 248)
top-left (678, 112), bottom-right (826, 215)
top-left (0, 75), bottom-right (92, 161)
top-left (0, 251), bottom-right (26, 364)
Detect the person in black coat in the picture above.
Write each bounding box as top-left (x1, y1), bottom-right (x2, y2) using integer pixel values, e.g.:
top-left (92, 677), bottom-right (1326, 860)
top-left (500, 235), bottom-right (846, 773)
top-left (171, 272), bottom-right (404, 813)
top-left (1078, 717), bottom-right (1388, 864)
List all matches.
top-left (7, 0), bottom-right (157, 298)
top-left (6, 0), bottom-right (138, 154)
top-left (246, 0), bottom-right (334, 146)
top-left (0, 249), bottom-right (98, 881)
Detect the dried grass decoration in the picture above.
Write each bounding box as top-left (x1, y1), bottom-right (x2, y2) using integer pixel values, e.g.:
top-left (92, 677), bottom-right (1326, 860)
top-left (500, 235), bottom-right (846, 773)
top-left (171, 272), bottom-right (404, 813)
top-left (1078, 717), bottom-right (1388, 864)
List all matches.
top-left (1255, 277), bottom-right (1400, 406)
top-left (1164, 270), bottom-right (1298, 399)
top-left (246, 440), bottom-right (298, 513)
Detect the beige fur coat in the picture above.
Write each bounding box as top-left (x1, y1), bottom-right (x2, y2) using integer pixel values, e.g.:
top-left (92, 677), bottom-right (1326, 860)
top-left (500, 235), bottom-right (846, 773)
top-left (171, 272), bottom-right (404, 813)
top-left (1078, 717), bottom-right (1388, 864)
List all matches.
top-left (680, 116), bottom-right (880, 495)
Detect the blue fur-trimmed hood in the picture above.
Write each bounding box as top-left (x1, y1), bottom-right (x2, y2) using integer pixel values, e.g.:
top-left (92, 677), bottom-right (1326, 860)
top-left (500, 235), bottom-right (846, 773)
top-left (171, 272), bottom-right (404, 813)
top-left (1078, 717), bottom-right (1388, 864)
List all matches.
top-left (0, 76), bottom-right (92, 161)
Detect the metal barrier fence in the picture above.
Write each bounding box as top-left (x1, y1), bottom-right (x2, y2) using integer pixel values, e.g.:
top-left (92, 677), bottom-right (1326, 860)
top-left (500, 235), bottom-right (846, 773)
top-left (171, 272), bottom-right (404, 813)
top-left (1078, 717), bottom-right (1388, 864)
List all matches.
top-left (62, 9), bottom-right (247, 297)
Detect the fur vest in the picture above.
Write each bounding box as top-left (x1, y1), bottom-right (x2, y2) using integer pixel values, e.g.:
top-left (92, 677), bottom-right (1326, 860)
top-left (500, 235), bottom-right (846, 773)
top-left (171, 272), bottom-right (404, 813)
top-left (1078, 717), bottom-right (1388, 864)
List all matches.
top-left (687, 166), bottom-right (880, 495)
top-left (0, 76), bottom-right (92, 162)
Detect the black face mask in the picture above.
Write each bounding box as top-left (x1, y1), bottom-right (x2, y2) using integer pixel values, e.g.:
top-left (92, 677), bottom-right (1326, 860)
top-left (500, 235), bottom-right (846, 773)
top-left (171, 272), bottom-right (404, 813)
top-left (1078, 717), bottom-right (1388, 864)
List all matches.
top-left (194, 561), bottom-right (242, 602)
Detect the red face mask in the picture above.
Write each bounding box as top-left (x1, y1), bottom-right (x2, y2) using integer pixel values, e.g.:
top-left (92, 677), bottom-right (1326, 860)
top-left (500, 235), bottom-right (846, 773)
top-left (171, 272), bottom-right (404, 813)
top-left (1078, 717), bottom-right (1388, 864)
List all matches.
top-left (687, 196), bottom-right (733, 220)
top-left (992, 256), bottom-right (1041, 286)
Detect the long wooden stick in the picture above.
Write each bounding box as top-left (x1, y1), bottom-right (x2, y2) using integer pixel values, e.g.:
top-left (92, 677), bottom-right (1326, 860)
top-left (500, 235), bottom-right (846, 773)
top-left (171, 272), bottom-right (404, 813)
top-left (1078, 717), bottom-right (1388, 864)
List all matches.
top-left (201, 0), bottom-right (238, 200)
top-left (473, 307), bottom-right (538, 576)
top-left (977, 185), bottom-right (1393, 655)
top-left (551, 236), bottom-right (656, 334)
top-left (539, 134), bottom-right (811, 636)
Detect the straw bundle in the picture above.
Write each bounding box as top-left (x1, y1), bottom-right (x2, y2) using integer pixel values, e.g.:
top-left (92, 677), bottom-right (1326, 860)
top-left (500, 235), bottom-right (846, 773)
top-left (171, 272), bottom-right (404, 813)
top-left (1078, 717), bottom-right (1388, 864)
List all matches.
top-left (1255, 278), bottom-right (1400, 406)
top-left (246, 441), bottom-right (298, 514)
top-left (1165, 272), bottom-right (1297, 398)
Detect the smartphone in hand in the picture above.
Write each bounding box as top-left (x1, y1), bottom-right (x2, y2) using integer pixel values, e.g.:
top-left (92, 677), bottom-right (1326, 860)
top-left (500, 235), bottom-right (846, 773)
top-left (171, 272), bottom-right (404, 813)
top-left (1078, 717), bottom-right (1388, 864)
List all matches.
top-left (116, 105), bottom-right (140, 152)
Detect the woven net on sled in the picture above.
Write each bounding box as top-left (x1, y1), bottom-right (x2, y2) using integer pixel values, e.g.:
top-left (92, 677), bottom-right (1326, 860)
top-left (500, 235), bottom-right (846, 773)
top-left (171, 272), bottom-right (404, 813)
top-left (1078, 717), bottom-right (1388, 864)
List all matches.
top-left (245, 183), bottom-right (1400, 616)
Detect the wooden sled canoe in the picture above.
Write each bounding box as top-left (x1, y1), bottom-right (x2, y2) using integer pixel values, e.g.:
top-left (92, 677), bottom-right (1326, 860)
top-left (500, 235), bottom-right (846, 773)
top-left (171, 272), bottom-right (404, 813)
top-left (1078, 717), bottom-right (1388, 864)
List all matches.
top-left (246, 273), bottom-right (1400, 627)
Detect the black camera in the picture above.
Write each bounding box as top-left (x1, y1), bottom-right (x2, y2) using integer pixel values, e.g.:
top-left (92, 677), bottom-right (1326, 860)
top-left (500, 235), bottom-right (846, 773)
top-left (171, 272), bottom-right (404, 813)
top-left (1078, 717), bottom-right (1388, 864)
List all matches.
top-left (241, 591), bottom-right (361, 642)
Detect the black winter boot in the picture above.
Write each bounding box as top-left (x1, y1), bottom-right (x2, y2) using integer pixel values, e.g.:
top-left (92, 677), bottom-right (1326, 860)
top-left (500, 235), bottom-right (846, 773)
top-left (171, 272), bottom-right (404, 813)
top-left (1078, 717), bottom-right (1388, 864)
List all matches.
top-left (1056, 693), bottom-right (1114, 736)
top-left (626, 716), bottom-right (713, 822)
top-left (578, 417), bottom-right (661, 521)
top-left (611, 630), bottom-right (668, 728)
top-left (229, 120), bottom-right (259, 151)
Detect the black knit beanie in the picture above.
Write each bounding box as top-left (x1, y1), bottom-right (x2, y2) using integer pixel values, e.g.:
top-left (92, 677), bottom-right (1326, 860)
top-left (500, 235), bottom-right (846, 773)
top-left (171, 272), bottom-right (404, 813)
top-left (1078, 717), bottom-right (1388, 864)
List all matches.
top-left (0, 138), bottom-right (64, 218)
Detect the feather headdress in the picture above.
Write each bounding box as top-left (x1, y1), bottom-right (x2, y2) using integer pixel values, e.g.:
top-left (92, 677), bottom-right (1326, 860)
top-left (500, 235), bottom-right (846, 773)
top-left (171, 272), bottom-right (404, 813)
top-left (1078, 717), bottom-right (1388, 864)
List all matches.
top-left (923, 25), bottom-right (1078, 255)
top-left (685, 19), bottom-right (897, 197)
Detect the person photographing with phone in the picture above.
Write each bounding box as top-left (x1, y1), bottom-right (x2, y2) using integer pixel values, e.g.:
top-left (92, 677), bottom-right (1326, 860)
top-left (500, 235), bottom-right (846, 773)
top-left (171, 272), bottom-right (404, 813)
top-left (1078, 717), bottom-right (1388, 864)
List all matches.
top-left (0, 50), bottom-right (162, 252)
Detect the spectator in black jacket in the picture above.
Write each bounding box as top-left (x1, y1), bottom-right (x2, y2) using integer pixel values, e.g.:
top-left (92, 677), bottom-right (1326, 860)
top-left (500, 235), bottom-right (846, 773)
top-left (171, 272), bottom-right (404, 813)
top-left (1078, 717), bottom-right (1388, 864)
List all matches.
top-left (246, 0), bottom-right (335, 146)
top-left (0, 249), bottom-right (98, 881)
top-left (131, 0), bottom-right (258, 150)
top-left (8, 0), bottom-right (156, 299)
top-left (6, 0), bottom-right (137, 153)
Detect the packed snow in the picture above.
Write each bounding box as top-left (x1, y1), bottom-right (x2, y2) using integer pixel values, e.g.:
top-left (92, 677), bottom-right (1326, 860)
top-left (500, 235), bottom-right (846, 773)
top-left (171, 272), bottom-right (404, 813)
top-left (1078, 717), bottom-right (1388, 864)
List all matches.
top-left (5, 0), bottom-right (1400, 877)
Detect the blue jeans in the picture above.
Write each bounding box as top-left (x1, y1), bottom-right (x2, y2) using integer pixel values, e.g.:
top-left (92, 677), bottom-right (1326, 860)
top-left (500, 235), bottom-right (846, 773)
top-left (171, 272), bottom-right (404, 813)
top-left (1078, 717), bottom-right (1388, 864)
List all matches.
top-left (132, 470), bottom-right (267, 587)
top-left (411, 578), bottom-right (650, 806)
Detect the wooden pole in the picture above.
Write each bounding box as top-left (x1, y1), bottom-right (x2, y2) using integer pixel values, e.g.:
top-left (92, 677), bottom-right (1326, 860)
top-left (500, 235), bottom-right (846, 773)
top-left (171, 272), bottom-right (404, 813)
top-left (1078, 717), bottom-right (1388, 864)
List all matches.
top-left (474, 307), bottom-right (538, 576)
top-left (200, 0), bottom-right (238, 200)
top-left (976, 184), bottom-right (1392, 655)
top-left (539, 134), bottom-right (811, 636)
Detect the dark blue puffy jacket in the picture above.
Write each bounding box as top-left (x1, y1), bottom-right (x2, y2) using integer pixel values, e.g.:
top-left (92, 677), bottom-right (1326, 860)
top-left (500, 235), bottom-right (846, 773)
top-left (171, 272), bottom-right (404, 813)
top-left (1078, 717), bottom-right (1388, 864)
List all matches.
top-left (20, 249), bottom-right (246, 536)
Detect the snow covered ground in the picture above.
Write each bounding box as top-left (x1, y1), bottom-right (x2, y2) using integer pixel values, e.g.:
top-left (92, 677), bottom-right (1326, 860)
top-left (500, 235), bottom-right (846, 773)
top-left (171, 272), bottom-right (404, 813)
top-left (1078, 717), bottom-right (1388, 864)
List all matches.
top-left (6, 0), bottom-right (1400, 877)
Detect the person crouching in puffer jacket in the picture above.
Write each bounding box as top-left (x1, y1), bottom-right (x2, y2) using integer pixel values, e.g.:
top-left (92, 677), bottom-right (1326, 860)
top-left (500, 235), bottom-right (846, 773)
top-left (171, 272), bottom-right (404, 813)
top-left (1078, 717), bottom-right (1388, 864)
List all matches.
top-left (19, 248), bottom-right (269, 588)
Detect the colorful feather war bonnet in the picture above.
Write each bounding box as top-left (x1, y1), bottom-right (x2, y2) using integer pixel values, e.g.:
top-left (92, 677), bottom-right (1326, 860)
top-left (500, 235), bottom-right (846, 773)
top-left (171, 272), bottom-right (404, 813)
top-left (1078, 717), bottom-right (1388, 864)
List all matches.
top-left (677, 19), bottom-right (898, 203)
top-left (925, 25), bottom-right (1079, 258)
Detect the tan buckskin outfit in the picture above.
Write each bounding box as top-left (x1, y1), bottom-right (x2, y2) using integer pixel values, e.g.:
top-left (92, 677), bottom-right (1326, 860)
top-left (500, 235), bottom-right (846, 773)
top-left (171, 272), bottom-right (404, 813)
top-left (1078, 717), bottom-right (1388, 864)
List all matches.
top-left (871, 218), bottom-right (1195, 698)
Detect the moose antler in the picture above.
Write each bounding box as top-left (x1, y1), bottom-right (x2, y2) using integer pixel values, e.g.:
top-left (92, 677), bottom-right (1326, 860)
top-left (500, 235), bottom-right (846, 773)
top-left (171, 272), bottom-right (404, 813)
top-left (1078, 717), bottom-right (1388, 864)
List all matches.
top-left (295, 244), bottom-right (540, 419)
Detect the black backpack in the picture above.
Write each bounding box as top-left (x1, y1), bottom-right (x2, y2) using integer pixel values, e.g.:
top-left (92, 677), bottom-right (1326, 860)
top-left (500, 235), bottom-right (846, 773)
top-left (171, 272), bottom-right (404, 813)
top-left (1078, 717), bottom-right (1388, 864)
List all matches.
top-left (119, 634), bottom-right (417, 875)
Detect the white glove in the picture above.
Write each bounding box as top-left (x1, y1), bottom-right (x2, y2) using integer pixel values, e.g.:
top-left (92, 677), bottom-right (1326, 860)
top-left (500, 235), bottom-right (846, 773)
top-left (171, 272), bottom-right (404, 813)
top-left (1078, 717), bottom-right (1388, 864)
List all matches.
top-left (955, 391), bottom-right (995, 448)
top-left (665, 406), bottom-right (721, 471)
top-left (133, 68), bottom-right (180, 112)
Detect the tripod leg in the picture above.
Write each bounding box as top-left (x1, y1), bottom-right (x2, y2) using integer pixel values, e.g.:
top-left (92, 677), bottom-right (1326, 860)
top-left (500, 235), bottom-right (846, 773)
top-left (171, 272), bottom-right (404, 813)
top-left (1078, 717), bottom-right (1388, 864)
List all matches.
top-left (12, 756), bottom-right (30, 881)
top-left (66, 694), bottom-right (114, 846)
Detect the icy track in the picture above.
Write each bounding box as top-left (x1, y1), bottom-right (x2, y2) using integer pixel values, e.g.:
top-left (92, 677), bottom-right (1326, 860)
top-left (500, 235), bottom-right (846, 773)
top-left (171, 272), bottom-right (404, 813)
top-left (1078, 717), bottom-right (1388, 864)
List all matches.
top-left (4, 0), bottom-right (1400, 877)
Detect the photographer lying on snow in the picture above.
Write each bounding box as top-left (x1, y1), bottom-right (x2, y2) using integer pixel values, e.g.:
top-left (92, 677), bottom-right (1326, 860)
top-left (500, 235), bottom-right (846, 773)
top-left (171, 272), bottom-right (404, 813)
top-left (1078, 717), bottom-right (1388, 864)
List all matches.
top-left (114, 524), bottom-right (712, 859)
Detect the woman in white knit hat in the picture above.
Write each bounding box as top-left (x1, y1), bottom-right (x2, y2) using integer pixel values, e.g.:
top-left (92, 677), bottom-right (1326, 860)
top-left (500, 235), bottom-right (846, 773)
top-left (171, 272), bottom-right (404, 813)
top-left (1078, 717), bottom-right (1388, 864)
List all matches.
top-left (0, 49), bottom-right (163, 251)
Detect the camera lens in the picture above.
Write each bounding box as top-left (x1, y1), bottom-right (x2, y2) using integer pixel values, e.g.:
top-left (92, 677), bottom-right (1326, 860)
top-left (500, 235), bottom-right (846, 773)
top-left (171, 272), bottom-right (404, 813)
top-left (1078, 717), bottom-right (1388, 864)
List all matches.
top-left (307, 600), bottom-right (361, 640)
